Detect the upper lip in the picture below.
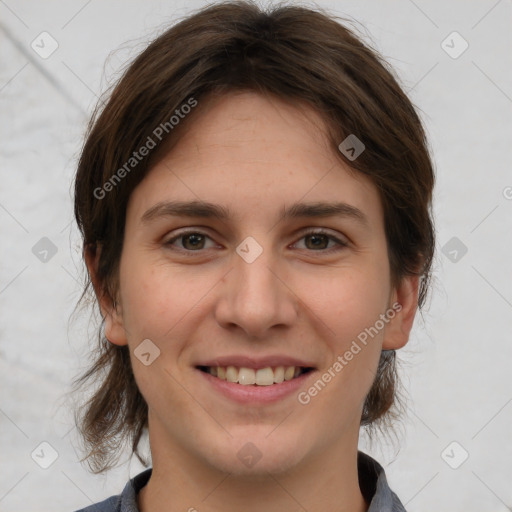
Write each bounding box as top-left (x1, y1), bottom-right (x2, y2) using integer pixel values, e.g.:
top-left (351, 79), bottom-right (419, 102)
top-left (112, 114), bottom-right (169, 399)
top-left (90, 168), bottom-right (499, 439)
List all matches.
top-left (195, 355), bottom-right (316, 369)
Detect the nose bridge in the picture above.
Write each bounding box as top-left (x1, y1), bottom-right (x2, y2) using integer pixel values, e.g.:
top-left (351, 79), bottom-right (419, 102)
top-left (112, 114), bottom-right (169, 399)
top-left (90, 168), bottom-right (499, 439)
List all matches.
top-left (215, 238), bottom-right (297, 336)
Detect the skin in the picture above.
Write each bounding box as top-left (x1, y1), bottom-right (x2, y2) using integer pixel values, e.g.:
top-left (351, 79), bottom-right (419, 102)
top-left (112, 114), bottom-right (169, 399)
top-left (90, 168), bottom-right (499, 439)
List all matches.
top-left (87, 91), bottom-right (419, 512)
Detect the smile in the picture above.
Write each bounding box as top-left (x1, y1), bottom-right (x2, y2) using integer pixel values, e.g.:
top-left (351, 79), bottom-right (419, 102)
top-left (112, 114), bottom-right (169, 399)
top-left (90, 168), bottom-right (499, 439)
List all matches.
top-left (196, 365), bottom-right (314, 386)
top-left (196, 364), bottom-right (317, 404)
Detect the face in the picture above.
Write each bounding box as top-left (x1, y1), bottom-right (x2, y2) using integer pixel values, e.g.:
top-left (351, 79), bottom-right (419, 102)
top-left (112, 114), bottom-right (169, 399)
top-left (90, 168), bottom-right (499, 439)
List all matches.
top-left (97, 91), bottom-right (418, 477)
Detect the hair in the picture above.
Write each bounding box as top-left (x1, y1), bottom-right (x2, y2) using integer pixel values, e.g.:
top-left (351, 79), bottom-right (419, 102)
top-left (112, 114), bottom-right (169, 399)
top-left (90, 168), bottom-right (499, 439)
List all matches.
top-left (71, 0), bottom-right (435, 473)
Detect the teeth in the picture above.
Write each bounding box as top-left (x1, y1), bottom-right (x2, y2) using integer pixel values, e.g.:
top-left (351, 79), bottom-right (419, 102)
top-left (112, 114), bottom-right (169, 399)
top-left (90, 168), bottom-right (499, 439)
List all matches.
top-left (255, 367), bottom-right (274, 386)
top-left (226, 365), bottom-right (238, 383)
top-left (274, 366), bottom-right (285, 383)
top-left (239, 367), bottom-right (256, 385)
top-left (203, 365), bottom-right (308, 385)
top-left (285, 366), bottom-right (295, 381)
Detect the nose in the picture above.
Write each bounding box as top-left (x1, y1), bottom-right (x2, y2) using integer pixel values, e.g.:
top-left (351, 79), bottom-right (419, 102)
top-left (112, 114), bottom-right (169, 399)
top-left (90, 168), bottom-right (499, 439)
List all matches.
top-left (214, 245), bottom-right (298, 338)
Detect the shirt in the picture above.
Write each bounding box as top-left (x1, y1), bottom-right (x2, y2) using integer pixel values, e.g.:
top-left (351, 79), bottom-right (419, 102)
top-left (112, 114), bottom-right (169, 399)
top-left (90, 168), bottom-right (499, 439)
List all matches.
top-left (74, 451), bottom-right (406, 512)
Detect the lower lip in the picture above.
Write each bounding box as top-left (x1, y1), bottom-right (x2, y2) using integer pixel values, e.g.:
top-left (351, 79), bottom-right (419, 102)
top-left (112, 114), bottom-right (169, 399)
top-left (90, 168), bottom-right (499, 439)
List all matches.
top-left (196, 368), bottom-right (316, 404)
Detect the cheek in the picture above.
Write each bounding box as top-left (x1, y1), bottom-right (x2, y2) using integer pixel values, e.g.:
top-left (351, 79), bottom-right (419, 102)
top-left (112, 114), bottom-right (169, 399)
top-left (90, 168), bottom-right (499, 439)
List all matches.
top-left (299, 265), bottom-right (388, 399)
top-left (118, 250), bottom-right (214, 340)
top-left (305, 264), bottom-right (390, 342)
top-left (117, 254), bottom-right (203, 416)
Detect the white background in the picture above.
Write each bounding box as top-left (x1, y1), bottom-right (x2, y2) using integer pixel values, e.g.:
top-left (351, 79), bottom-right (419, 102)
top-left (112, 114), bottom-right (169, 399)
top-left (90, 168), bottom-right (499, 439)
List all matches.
top-left (1, 1), bottom-right (511, 511)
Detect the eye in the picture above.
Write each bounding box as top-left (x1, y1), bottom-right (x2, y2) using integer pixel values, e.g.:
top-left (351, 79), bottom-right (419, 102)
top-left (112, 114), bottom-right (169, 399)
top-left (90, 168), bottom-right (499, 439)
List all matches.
top-left (293, 229), bottom-right (348, 253)
top-left (164, 228), bottom-right (348, 254)
top-left (164, 230), bottom-right (217, 251)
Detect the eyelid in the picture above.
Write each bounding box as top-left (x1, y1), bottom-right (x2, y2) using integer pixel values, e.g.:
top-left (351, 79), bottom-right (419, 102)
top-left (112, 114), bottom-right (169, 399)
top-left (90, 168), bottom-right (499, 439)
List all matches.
top-left (164, 227), bottom-right (349, 254)
top-left (164, 228), bottom-right (220, 250)
top-left (292, 227), bottom-right (349, 252)
top-left (297, 227), bottom-right (348, 243)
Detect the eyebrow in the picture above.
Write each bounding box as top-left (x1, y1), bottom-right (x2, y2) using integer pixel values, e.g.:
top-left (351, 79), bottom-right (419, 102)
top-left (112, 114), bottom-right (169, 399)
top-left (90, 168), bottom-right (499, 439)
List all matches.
top-left (141, 200), bottom-right (369, 228)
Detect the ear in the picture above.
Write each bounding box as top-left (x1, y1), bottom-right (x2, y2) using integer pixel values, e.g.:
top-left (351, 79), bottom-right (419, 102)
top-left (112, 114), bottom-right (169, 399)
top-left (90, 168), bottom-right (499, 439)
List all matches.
top-left (84, 243), bottom-right (128, 346)
top-left (382, 274), bottom-right (420, 350)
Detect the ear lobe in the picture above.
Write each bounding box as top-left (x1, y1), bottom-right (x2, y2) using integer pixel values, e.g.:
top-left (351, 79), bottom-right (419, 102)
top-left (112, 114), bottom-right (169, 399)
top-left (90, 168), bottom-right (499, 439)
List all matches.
top-left (382, 274), bottom-right (420, 350)
top-left (84, 243), bottom-right (128, 347)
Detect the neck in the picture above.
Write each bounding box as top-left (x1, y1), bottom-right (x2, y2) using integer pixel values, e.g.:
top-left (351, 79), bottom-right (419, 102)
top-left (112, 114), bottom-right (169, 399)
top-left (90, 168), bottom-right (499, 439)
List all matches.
top-left (138, 419), bottom-right (368, 512)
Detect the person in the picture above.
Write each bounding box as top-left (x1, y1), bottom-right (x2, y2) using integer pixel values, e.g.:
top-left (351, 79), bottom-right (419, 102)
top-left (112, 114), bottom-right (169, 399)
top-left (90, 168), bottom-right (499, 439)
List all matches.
top-left (71, 1), bottom-right (435, 511)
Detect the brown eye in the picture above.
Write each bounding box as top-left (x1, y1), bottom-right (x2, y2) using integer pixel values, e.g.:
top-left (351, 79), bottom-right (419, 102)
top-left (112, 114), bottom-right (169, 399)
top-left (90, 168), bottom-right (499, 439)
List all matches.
top-left (181, 233), bottom-right (206, 250)
top-left (304, 233), bottom-right (330, 250)
top-left (294, 229), bottom-right (348, 253)
top-left (165, 231), bottom-right (215, 252)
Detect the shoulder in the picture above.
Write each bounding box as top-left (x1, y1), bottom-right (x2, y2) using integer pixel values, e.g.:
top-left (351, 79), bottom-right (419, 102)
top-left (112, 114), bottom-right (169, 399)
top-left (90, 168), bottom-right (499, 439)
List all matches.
top-left (73, 468), bottom-right (153, 512)
top-left (358, 451), bottom-right (407, 512)
top-left (74, 495), bottom-right (121, 512)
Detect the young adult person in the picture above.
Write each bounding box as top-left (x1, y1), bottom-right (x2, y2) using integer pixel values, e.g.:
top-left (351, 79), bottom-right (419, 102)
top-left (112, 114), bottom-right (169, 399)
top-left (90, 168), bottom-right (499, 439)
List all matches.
top-left (72, 2), bottom-right (435, 511)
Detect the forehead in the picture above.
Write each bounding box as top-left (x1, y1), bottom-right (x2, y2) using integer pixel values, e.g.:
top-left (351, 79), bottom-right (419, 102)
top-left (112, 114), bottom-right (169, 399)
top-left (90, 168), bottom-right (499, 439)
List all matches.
top-left (162, 92), bottom-right (335, 171)
top-left (127, 91), bottom-right (384, 229)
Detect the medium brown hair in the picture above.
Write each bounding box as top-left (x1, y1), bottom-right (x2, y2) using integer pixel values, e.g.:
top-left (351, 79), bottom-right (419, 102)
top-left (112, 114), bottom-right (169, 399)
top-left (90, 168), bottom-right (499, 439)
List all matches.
top-left (72, 0), bottom-right (435, 473)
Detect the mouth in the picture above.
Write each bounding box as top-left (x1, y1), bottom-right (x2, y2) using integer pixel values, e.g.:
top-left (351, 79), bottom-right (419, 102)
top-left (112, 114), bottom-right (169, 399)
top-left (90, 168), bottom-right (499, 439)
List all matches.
top-left (195, 365), bottom-right (315, 386)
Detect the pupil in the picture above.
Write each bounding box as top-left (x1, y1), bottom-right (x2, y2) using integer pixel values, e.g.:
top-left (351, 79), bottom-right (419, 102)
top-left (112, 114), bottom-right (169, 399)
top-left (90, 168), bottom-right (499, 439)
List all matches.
top-left (307, 234), bottom-right (327, 249)
top-left (184, 234), bottom-right (204, 249)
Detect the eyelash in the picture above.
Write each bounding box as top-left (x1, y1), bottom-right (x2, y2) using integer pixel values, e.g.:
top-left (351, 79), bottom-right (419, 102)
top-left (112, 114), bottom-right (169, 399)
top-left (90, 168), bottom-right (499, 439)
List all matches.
top-left (164, 228), bottom-right (348, 255)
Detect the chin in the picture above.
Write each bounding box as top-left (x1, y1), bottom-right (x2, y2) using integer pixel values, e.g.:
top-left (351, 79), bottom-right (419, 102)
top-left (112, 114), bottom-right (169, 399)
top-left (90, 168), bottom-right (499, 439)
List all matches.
top-left (201, 429), bottom-right (307, 477)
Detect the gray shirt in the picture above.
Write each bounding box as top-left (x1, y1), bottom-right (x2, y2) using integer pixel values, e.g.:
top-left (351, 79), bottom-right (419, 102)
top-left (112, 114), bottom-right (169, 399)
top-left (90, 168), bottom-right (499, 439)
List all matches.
top-left (74, 451), bottom-right (406, 512)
